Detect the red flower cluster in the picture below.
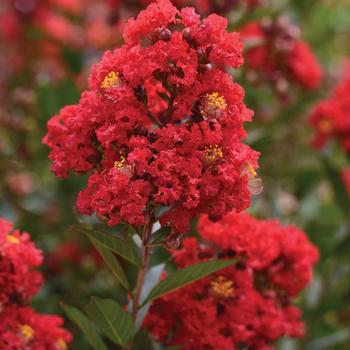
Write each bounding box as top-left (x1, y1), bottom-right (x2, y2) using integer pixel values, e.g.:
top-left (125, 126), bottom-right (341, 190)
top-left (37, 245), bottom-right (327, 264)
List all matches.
top-left (44, 0), bottom-right (260, 234)
top-left (0, 306), bottom-right (71, 350)
top-left (146, 212), bottom-right (318, 349)
top-left (310, 67), bottom-right (350, 156)
top-left (0, 218), bottom-right (72, 349)
top-left (241, 17), bottom-right (323, 94)
top-left (0, 218), bottom-right (43, 307)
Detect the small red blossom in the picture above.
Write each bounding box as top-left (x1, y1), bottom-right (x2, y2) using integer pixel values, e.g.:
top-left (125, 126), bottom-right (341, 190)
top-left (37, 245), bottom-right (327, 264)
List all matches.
top-left (241, 17), bottom-right (323, 94)
top-left (310, 67), bottom-right (350, 155)
top-left (0, 218), bottom-right (43, 308)
top-left (44, 0), bottom-right (260, 234)
top-left (145, 212), bottom-right (318, 349)
top-left (0, 306), bottom-right (72, 350)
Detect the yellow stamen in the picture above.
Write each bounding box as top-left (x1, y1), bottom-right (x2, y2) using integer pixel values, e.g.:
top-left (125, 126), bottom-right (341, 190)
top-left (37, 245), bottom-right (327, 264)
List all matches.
top-left (7, 235), bottom-right (20, 244)
top-left (318, 119), bottom-right (332, 133)
top-left (211, 276), bottom-right (234, 298)
top-left (201, 92), bottom-right (227, 119)
top-left (204, 145), bottom-right (224, 163)
top-left (101, 71), bottom-right (120, 90)
top-left (244, 162), bottom-right (263, 195)
top-left (57, 338), bottom-right (68, 350)
top-left (206, 92), bottom-right (227, 109)
top-left (247, 162), bottom-right (257, 178)
top-left (19, 324), bottom-right (34, 342)
top-left (114, 156), bottom-right (127, 170)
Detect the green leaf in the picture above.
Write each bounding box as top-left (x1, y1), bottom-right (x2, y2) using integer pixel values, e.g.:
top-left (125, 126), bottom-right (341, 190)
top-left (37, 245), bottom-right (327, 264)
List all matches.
top-left (90, 237), bottom-right (131, 291)
top-left (73, 226), bottom-right (141, 266)
top-left (142, 259), bottom-right (236, 305)
top-left (336, 230), bottom-right (350, 255)
top-left (321, 157), bottom-right (350, 215)
top-left (150, 226), bottom-right (170, 244)
top-left (166, 346), bottom-right (182, 350)
top-left (131, 330), bottom-right (154, 350)
top-left (86, 297), bottom-right (135, 347)
top-left (61, 303), bottom-right (108, 350)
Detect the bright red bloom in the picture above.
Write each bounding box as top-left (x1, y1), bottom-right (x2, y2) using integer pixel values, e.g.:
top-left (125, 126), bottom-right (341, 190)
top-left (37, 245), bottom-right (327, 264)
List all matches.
top-left (199, 212), bottom-right (319, 296)
top-left (241, 17), bottom-right (323, 93)
top-left (310, 67), bottom-right (350, 155)
top-left (0, 218), bottom-right (43, 308)
top-left (0, 306), bottom-right (72, 350)
top-left (145, 212), bottom-right (318, 349)
top-left (44, 0), bottom-right (260, 234)
top-left (0, 218), bottom-right (72, 348)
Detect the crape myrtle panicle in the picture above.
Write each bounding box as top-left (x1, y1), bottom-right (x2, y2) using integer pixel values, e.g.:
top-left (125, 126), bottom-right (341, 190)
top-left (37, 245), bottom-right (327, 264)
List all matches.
top-left (241, 17), bottom-right (323, 95)
top-left (0, 306), bottom-right (72, 350)
top-left (0, 218), bottom-right (72, 350)
top-left (44, 0), bottom-right (260, 234)
top-left (0, 218), bottom-right (43, 308)
top-left (145, 212), bottom-right (319, 350)
top-left (310, 67), bottom-right (350, 156)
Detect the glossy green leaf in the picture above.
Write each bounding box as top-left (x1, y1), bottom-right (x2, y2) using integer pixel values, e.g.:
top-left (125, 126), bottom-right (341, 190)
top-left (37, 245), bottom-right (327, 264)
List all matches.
top-left (73, 226), bottom-right (140, 266)
top-left (142, 259), bottom-right (236, 305)
top-left (86, 297), bottom-right (135, 347)
top-left (90, 237), bottom-right (131, 291)
top-left (61, 303), bottom-right (108, 350)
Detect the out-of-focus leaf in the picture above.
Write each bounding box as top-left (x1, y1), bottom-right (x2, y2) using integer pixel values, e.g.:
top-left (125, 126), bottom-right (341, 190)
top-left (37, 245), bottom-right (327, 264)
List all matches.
top-left (321, 157), bottom-right (350, 215)
top-left (61, 303), bottom-right (108, 350)
top-left (131, 330), bottom-right (154, 350)
top-left (72, 225), bottom-right (141, 266)
top-left (86, 297), bottom-right (135, 347)
top-left (142, 259), bottom-right (236, 305)
top-left (335, 234), bottom-right (350, 255)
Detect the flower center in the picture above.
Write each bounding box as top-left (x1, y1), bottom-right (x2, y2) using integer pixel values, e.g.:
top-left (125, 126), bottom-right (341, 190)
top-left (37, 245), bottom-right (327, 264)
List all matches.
top-left (211, 276), bottom-right (234, 298)
top-left (246, 162), bottom-right (257, 178)
top-left (204, 145), bottom-right (224, 163)
top-left (19, 324), bottom-right (34, 342)
top-left (7, 235), bottom-right (20, 244)
top-left (101, 71), bottom-right (120, 90)
top-left (242, 162), bottom-right (263, 195)
top-left (201, 92), bottom-right (227, 119)
top-left (57, 338), bottom-right (68, 350)
top-left (318, 118), bottom-right (332, 133)
top-left (114, 156), bottom-right (127, 170)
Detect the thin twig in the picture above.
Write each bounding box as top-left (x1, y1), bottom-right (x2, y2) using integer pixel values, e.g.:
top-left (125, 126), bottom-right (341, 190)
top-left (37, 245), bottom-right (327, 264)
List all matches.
top-left (125, 217), bottom-right (153, 350)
